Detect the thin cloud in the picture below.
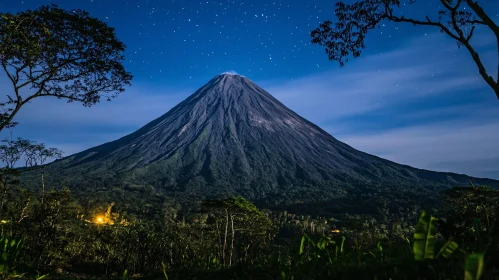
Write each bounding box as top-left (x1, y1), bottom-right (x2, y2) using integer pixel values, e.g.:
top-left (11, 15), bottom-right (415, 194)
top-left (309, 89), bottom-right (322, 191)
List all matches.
top-left (338, 116), bottom-right (499, 179)
top-left (0, 31), bottom-right (497, 179)
top-left (258, 32), bottom-right (499, 179)
top-left (0, 82), bottom-right (197, 156)
top-left (8, 83), bottom-right (194, 128)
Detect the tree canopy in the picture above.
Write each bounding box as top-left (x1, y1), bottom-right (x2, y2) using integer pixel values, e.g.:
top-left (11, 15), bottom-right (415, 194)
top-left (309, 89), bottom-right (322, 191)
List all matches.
top-left (0, 4), bottom-right (133, 131)
top-left (311, 0), bottom-right (499, 100)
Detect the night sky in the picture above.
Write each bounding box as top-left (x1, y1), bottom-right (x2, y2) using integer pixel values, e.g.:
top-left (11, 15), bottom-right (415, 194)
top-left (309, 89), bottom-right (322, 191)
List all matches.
top-left (1, 0), bottom-right (499, 179)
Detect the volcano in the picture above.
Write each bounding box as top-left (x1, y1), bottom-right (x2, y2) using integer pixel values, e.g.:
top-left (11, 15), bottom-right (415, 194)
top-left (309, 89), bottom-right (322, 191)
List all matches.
top-left (42, 73), bottom-right (498, 207)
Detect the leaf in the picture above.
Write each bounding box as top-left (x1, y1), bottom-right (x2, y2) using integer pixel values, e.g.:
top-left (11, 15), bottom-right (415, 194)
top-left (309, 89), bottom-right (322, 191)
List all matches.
top-left (340, 235), bottom-right (346, 254)
top-left (299, 235), bottom-right (306, 255)
top-left (436, 240), bottom-right (458, 259)
top-left (161, 262), bottom-right (169, 280)
top-left (15, 238), bottom-right (23, 250)
top-left (464, 253), bottom-right (484, 280)
top-left (413, 211), bottom-right (438, 261)
top-left (317, 238), bottom-right (328, 250)
top-left (299, 234), bottom-right (314, 255)
top-left (377, 241), bottom-right (383, 252)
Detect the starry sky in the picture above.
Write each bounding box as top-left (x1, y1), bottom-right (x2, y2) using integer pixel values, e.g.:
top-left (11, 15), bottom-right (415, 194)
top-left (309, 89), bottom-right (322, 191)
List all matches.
top-left (1, 0), bottom-right (499, 179)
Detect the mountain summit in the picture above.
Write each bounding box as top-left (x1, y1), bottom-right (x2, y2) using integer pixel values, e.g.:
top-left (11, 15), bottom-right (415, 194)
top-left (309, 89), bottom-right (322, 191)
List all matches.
top-left (47, 73), bottom-right (498, 205)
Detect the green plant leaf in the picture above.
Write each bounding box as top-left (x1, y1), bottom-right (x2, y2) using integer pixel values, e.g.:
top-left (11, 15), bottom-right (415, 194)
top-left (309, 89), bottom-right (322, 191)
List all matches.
top-left (340, 236), bottom-right (346, 254)
top-left (299, 235), bottom-right (306, 255)
top-left (36, 274), bottom-right (48, 280)
top-left (15, 238), bottom-right (23, 250)
top-left (436, 240), bottom-right (458, 259)
top-left (413, 211), bottom-right (438, 261)
top-left (377, 241), bottom-right (383, 252)
top-left (161, 261), bottom-right (169, 280)
top-left (299, 234), bottom-right (314, 255)
top-left (317, 238), bottom-right (328, 250)
top-left (464, 253), bottom-right (484, 280)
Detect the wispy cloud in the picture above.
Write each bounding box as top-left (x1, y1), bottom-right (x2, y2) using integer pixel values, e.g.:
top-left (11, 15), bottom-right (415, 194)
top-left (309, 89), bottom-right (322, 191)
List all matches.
top-left (1, 31), bottom-right (497, 179)
top-left (260, 32), bottom-right (496, 122)
top-left (258, 32), bottom-right (499, 179)
top-left (338, 112), bottom-right (499, 177)
top-left (0, 81), bottom-right (196, 155)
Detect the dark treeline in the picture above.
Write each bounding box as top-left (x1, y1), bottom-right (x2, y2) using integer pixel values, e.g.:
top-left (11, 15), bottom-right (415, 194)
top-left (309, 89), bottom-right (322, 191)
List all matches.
top-left (0, 166), bottom-right (498, 279)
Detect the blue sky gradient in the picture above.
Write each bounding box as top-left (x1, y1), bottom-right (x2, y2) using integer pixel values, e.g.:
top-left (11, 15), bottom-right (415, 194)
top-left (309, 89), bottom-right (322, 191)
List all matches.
top-left (1, 0), bottom-right (498, 179)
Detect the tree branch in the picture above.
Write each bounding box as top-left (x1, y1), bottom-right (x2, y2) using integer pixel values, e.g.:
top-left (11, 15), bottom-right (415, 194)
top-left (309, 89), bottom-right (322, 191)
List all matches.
top-left (15, 56), bottom-right (83, 90)
top-left (388, 14), bottom-right (461, 41)
top-left (464, 0), bottom-right (499, 89)
top-left (384, 10), bottom-right (498, 99)
top-left (464, 0), bottom-right (499, 36)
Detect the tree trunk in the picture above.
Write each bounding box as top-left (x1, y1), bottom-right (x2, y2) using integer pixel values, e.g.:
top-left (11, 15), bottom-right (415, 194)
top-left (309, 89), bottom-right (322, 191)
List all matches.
top-left (215, 220), bottom-right (222, 261)
top-left (223, 209), bottom-right (228, 265)
top-left (496, 37), bottom-right (499, 97)
top-left (229, 213), bottom-right (235, 266)
top-left (41, 171), bottom-right (45, 204)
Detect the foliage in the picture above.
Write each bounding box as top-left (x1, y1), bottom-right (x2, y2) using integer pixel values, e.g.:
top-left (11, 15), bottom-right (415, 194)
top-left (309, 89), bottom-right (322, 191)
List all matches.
top-left (201, 196), bottom-right (278, 266)
top-left (413, 211), bottom-right (438, 260)
top-left (464, 253), bottom-right (484, 280)
top-left (0, 4), bottom-right (133, 131)
top-left (439, 185), bottom-right (499, 243)
top-left (0, 182), bottom-right (495, 280)
top-left (0, 236), bottom-right (24, 279)
top-left (0, 138), bottom-right (62, 220)
top-left (311, 0), bottom-right (499, 100)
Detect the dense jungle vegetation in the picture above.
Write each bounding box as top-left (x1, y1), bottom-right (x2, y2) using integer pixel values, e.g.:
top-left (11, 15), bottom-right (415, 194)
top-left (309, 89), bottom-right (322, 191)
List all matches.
top-left (0, 164), bottom-right (498, 279)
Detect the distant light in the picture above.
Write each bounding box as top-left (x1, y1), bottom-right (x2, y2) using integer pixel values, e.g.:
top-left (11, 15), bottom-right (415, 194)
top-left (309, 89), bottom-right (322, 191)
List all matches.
top-left (94, 215), bottom-right (106, 224)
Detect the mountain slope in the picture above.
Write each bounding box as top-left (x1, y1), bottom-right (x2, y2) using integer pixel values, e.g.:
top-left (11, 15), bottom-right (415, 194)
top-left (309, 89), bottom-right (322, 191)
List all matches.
top-left (43, 73), bottom-right (498, 202)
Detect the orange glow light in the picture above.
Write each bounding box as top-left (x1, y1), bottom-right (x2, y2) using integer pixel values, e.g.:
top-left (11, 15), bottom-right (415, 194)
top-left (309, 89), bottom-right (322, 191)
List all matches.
top-left (95, 215), bottom-right (105, 224)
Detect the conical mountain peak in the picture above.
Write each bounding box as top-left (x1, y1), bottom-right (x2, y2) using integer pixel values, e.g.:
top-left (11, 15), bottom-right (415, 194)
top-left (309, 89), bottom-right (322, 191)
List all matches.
top-left (193, 73), bottom-right (270, 104)
top-left (212, 72), bottom-right (248, 91)
top-left (215, 72), bottom-right (248, 86)
top-left (46, 74), bottom-right (499, 203)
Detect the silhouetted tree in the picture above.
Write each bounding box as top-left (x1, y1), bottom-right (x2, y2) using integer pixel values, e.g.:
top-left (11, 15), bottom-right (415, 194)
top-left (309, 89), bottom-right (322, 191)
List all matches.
top-left (202, 196), bottom-right (277, 266)
top-left (0, 138), bottom-right (62, 211)
top-left (0, 4), bottom-right (133, 131)
top-left (311, 0), bottom-right (499, 100)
